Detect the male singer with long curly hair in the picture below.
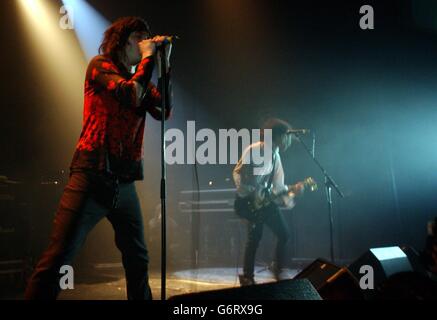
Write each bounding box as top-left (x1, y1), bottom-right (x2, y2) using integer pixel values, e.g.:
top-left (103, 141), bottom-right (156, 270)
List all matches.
top-left (25, 17), bottom-right (172, 300)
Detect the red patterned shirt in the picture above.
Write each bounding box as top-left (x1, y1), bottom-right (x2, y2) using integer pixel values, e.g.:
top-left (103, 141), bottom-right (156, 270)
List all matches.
top-left (70, 55), bottom-right (171, 181)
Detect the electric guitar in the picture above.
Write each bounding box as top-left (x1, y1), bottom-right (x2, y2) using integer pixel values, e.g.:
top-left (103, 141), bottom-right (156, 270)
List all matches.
top-left (235, 177), bottom-right (318, 222)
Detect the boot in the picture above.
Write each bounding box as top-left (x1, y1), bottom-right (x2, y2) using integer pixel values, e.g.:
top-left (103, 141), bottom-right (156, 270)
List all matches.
top-left (238, 274), bottom-right (256, 286)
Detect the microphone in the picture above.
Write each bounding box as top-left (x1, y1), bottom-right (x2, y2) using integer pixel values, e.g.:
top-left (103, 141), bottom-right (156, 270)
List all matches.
top-left (155, 35), bottom-right (179, 46)
top-left (287, 129), bottom-right (310, 134)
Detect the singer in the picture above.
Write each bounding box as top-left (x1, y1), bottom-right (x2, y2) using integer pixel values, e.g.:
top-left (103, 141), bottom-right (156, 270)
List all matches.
top-left (24, 17), bottom-right (173, 300)
top-left (233, 118), bottom-right (306, 286)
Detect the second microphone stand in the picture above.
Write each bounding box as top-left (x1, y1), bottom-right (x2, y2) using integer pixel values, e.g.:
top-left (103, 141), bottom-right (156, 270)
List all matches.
top-left (293, 132), bottom-right (345, 263)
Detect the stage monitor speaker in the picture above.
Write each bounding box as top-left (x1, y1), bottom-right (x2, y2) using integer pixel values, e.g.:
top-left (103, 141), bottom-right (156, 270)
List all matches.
top-left (348, 246), bottom-right (414, 290)
top-left (169, 279), bottom-right (322, 300)
top-left (294, 259), bottom-right (363, 300)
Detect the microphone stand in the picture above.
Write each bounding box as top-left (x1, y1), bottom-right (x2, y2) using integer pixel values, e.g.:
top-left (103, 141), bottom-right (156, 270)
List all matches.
top-left (158, 46), bottom-right (169, 300)
top-left (292, 132), bottom-right (345, 263)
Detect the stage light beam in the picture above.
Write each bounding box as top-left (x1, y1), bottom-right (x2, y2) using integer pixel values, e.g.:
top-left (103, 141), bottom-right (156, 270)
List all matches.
top-left (62, 0), bottom-right (110, 61)
top-left (16, 0), bottom-right (87, 160)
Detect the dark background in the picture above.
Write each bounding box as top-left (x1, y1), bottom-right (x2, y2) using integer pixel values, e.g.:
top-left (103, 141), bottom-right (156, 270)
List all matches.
top-left (1, 0), bottom-right (437, 270)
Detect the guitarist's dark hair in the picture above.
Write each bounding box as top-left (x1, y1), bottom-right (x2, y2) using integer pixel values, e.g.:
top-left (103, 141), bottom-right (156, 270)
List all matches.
top-left (261, 118), bottom-right (292, 141)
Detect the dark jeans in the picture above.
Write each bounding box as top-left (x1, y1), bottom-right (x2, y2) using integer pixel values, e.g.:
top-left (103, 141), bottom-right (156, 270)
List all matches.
top-left (242, 202), bottom-right (290, 278)
top-left (24, 172), bottom-right (152, 300)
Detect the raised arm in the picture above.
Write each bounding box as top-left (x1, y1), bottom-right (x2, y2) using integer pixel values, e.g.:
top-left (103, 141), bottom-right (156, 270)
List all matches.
top-left (89, 55), bottom-right (155, 108)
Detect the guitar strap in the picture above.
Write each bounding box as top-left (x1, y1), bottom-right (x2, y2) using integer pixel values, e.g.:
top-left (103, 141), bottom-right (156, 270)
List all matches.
top-left (266, 150), bottom-right (277, 191)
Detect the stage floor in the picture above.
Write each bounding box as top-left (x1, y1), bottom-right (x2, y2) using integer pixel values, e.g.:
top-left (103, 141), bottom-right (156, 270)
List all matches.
top-left (55, 267), bottom-right (300, 300)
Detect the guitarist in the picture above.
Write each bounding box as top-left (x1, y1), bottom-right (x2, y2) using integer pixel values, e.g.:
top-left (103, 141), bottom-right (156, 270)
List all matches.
top-left (233, 119), bottom-right (305, 286)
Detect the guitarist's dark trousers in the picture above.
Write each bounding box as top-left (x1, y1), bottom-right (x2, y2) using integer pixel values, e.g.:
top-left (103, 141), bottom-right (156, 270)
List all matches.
top-left (24, 172), bottom-right (152, 300)
top-left (239, 199), bottom-right (291, 278)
